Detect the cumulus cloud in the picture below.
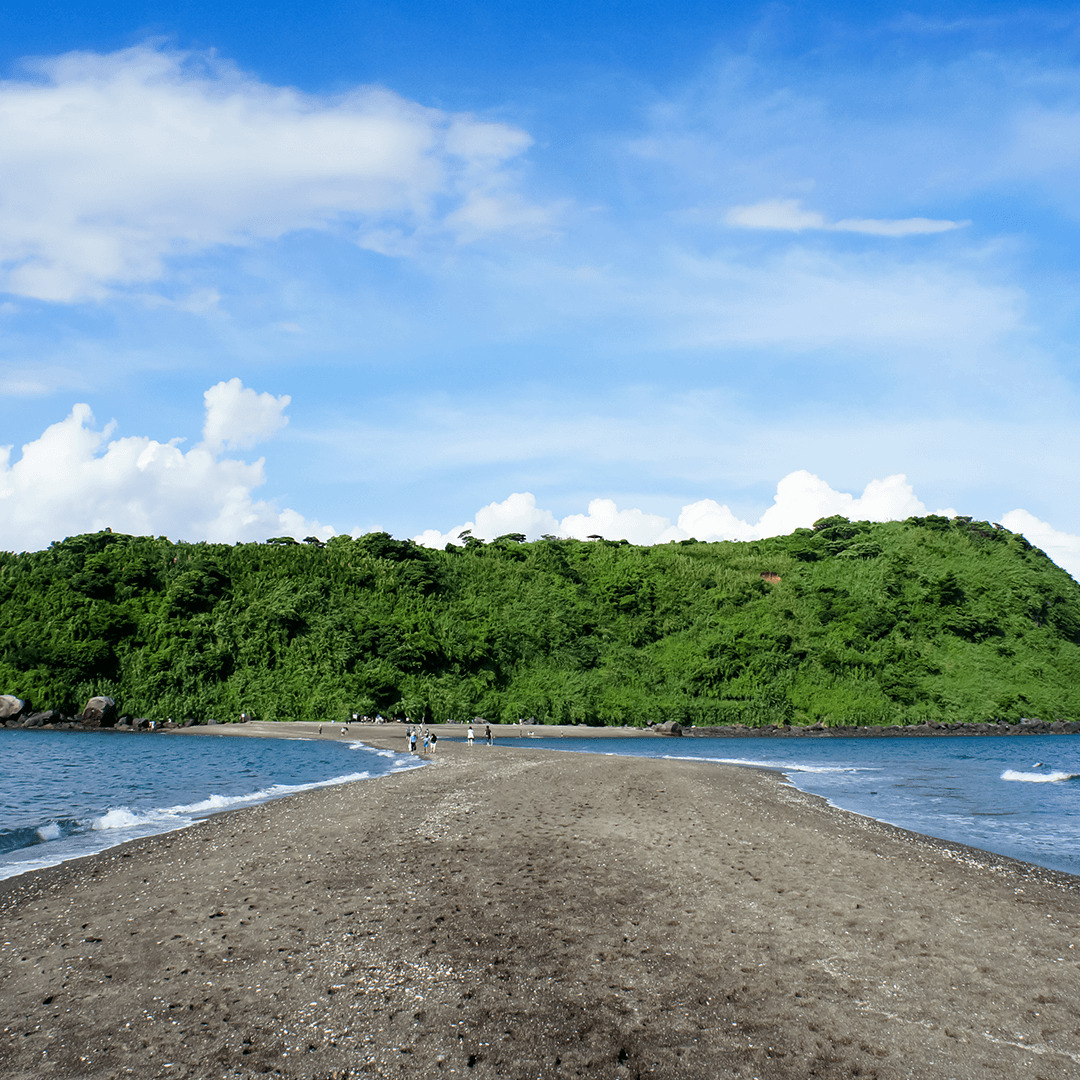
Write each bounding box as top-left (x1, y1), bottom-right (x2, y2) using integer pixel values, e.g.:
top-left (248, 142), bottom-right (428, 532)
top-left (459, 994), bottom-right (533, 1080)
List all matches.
top-left (1000, 510), bottom-right (1080, 581)
top-left (0, 44), bottom-right (541, 301)
top-left (674, 472), bottom-right (939, 542)
top-left (725, 199), bottom-right (968, 237)
top-left (560, 500), bottom-right (680, 544)
top-left (414, 471), bottom-right (943, 549)
top-left (202, 378), bottom-right (290, 452)
top-left (412, 471), bottom-right (1080, 581)
top-left (0, 383), bottom-right (329, 550)
top-left (413, 492), bottom-right (559, 548)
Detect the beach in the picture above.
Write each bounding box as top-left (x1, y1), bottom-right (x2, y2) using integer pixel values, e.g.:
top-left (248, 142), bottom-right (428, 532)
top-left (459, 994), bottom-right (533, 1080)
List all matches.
top-left (2, 727), bottom-right (1078, 1079)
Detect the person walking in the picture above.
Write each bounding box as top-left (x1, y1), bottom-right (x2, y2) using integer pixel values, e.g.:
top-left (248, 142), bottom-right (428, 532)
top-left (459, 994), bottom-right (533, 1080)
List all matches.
top-left (485, 724), bottom-right (493, 745)
top-left (410, 729), bottom-right (418, 753)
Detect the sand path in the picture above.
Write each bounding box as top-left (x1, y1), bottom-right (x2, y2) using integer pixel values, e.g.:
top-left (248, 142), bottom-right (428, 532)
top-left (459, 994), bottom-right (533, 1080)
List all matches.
top-left (1, 729), bottom-right (1078, 1079)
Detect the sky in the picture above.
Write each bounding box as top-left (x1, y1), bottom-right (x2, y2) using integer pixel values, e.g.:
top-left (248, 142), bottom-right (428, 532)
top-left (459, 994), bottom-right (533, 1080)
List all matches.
top-left (2, 2), bottom-right (1080, 577)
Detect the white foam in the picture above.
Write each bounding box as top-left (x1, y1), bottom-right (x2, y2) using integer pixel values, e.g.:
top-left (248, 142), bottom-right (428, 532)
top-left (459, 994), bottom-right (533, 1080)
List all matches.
top-left (661, 753), bottom-right (868, 774)
top-left (1001, 769), bottom-right (1079, 783)
top-left (349, 744), bottom-right (400, 759)
top-left (167, 770), bottom-right (377, 815)
top-left (2, 746), bottom-right (423, 883)
top-left (87, 770), bottom-right (386, 835)
top-left (92, 807), bottom-right (148, 830)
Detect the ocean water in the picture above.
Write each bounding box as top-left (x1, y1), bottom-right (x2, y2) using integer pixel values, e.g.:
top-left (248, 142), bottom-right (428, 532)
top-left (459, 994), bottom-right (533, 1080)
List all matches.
top-left (519, 734), bottom-right (1080, 878)
top-left (6, 729), bottom-right (1079, 885)
top-left (0, 729), bottom-right (420, 882)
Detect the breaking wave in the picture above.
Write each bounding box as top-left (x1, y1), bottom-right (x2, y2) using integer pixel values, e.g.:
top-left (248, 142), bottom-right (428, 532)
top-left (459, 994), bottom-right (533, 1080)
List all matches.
top-left (1001, 769), bottom-right (1080, 783)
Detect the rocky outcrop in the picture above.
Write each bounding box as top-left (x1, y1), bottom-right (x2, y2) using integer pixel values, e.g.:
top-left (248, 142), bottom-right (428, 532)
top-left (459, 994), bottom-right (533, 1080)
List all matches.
top-left (23, 710), bottom-right (63, 727)
top-left (78, 695), bottom-right (118, 728)
top-left (654, 720), bottom-right (683, 736)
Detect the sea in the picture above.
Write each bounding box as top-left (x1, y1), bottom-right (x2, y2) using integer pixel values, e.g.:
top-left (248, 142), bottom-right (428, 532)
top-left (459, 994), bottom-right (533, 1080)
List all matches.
top-left (0, 729), bottom-right (421, 882)
top-left (2, 728), bottom-right (1079, 883)
top-left (518, 733), bottom-right (1080, 878)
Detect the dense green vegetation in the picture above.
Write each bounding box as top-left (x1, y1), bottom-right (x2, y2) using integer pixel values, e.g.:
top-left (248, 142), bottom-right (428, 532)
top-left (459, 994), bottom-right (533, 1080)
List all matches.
top-left (2, 514), bottom-right (1080, 726)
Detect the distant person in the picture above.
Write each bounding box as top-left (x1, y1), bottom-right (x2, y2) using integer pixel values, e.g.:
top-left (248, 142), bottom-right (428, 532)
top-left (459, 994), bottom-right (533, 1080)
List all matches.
top-left (485, 724), bottom-right (493, 745)
top-left (410, 729), bottom-right (418, 753)
top-left (430, 733), bottom-right (438, 753)
top-left (467, 724), bottom-right (474, 747)
top-left (423, 732), bottom-right (430, 753)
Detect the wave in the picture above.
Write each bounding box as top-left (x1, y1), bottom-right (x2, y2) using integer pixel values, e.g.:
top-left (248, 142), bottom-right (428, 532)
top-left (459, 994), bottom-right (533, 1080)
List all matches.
top-left (348, 744), bottom-right (401, 759)
top-left (661, 752), bottom-right (870, 775)
top-left (0, 818), bottom-right (80, 855)
top-left (1001, 769), bottom-right (1080, 783)
top-left (2, 761), bottom-right (421, 872)
top-left (167, 770), bottom-right (378, 815)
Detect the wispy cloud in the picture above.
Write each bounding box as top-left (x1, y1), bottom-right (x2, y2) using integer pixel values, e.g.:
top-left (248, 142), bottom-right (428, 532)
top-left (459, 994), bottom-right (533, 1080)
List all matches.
top-left (0, 44), bottom-right (544, 301)
top-left (724, 199), bottom-right (969, 237)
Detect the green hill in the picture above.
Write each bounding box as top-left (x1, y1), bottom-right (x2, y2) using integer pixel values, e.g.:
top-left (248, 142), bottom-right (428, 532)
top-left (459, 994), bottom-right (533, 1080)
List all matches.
top-left (2, 514), bottom-right (1080, 727)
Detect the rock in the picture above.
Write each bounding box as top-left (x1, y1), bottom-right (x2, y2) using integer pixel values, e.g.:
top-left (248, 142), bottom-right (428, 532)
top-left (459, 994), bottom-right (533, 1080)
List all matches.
top-left (0, 695), bottom-right (28, 720)
top-left (79, 695), bottom-right (118, 727)
top-left (23, 710), bottom-right (62, 728)
top-left (654, 720), bottom-right (683, 736)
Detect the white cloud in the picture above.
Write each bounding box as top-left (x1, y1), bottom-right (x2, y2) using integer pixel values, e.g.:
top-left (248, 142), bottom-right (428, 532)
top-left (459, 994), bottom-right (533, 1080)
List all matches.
top-left (412, 473), bottom-right (1080, 582)
top-left (414, 492), bottom-right (559, 548)
top-left (725, 199), bottom-right (968, 237)
top-left (1000, 509), bottom-right (1080, 582)
top-left (0, 44), bottom-right (542, 301)
top-left (0, 388), bottom-right (329, 551)
top-left (560, 499), bottom-right (679, 544)
top-left (661, 247), bottom-right (1022, 352)
top-left (673, 471), bottom-right (946, 541)
top-left (415, 471), bottom-right (949, 549)
top-left (202, 377), bottom-right (290, 452)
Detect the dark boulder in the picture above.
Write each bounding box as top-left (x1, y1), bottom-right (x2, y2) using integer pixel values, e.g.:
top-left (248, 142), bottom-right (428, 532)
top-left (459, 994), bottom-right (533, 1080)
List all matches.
top-left (654, 720), bottom-right (683, 736)
top-left (79, 696), bottom-right (118, 728)
top-left (24, 710), bottom-right (63, 727)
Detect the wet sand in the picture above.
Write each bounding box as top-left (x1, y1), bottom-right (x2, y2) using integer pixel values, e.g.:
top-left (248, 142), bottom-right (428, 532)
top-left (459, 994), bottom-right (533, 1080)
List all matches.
top-left (1, 725), bottom-right (1078, 1079)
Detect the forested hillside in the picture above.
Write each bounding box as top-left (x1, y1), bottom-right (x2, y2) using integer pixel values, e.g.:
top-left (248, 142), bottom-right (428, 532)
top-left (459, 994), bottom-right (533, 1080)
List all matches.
top-left (2, 514), bottom-right (1080, 727)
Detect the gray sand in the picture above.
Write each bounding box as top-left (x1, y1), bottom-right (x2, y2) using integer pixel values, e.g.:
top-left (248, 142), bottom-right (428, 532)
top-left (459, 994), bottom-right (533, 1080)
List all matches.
top-left (1, 727), bottom-right (1078, 1078)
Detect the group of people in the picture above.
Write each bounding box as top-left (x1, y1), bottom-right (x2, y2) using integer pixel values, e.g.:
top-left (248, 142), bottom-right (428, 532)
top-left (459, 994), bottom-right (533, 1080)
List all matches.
top-left (406, 725), bottom-right (438, 754)
top-left (405, 720), bottom-right (496, 752)
top-left (465, 722), bottom-right (495, 746)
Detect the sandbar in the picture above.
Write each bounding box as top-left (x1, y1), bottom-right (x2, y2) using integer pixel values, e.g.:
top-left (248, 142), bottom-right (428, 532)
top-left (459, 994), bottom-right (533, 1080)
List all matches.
top-left (1, 725), bottom-right (1078, 1079)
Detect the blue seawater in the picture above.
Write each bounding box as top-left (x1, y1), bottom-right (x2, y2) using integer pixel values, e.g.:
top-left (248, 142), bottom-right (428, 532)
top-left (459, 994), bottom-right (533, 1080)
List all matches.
top-left (518, 734), bottom-right (1080, 878)
top-left (0, 729), bottom-right (419, 881)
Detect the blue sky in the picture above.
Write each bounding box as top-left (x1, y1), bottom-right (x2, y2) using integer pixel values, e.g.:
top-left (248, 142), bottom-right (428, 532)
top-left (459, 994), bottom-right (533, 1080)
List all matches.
top-left (2, 2), bottom-right (1080, 575)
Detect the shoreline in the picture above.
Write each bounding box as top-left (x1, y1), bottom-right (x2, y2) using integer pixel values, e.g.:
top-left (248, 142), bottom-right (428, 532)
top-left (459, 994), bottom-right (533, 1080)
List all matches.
top-left (7, 715), bottom-right (1080, 738)
top-left (2, 736), bottom-right (1079, 1078)
top-left (5, 719), bottom-right (1077, 887)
